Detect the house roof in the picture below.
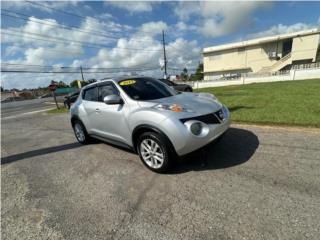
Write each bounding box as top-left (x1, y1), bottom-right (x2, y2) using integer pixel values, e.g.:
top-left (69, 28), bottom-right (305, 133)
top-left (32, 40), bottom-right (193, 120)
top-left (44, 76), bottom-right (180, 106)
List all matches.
top-left (203, 28), bottom-right (320, 54)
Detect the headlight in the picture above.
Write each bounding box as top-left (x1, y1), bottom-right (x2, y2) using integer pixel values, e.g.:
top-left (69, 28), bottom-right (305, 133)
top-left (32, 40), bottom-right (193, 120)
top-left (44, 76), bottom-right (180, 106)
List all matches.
top-left (222, 105), bottom-right (229, 118)
top-left (190, 122), bottom-right (202, 135)
top-left (154, 104), bottom-right (193, 113)
top-left (184, 120), bottom-right (210, 137)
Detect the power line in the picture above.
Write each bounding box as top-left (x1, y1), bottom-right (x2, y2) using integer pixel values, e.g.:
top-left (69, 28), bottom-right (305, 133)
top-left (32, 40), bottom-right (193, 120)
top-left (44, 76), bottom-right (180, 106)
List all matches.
top-left (25, 1), bottom-right (158, 36)
top-left (2, 29), bottom-right (163, 52)
top-left (2, 9), bottom-right (160, 44)
top-left (1, 62), bottom-right (159, 71)
top-left (1, 69), bottom-right (160, 73)
top-left (1, 62), bottom-right (160, 73)
top-left (1, 33), bottom-right (83, 55)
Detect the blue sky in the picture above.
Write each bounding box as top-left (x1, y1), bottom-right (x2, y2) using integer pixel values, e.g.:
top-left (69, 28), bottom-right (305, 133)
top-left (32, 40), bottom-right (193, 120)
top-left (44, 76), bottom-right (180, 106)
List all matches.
top-left (1, 1), bottom-right (320, 89)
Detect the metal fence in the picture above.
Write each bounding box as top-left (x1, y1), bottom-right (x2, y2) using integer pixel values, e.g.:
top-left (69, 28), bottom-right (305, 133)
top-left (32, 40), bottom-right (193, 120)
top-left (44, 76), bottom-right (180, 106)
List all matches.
top-left (176, 63), bottom-right (320, 89)
top-left (292, 62), bottom-right (320, 70)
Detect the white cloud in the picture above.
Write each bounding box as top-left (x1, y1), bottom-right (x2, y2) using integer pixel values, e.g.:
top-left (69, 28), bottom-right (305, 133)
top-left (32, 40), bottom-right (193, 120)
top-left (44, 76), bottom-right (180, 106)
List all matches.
top-left (167, 38), bottom-right (201, 69)
top-left (106, 1), bottom-right (156, 13)
top-left (2, 15), bottom-right (129, 66)
top-left (70, 21), bottom-right (200, 76)
top-left (174, 1), bottom-right (201, 21)
top-left (1, 72), bottom-right (81, 90)
top-left (138, 21), bottom-right (168, 36)
top-left (247, 23), bottom-right (319, 39)
top-left (174, 1), bottom-right (271, 38)
top-left (70, 21), bottom-right (169, 68)
top-left (2, 1), bottom-right (80, 12)
top-left (97, 12), bottom-right (114, 20)
top-left (175, 21), bottom-right (197, 32)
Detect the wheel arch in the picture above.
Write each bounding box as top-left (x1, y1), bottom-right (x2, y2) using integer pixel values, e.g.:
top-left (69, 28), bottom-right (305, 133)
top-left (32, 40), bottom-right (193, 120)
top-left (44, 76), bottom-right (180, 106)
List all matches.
top-left (132, 124), bottom-right (176, 154)
top-left (71, 115), bottom-right (81, 126)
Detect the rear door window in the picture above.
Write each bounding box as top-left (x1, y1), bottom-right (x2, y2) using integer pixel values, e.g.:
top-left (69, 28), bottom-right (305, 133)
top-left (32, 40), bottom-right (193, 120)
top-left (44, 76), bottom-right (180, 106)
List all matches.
top-left (83, 87), bottom-right (98, 101)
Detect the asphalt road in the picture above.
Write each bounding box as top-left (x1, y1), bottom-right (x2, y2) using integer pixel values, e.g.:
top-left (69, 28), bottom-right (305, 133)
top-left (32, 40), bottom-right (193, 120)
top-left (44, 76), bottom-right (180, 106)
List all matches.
top-left (1, 113), bottom-right (320, 240)
top-left (1, 97), bottom-right (64, 119)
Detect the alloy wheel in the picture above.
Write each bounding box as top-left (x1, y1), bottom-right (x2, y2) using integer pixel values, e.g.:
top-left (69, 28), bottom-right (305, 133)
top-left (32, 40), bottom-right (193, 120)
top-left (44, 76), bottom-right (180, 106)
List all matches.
top-left (74, 123), bottom-right (85, 142)
top-left (140, 139), bottom-right (164, 169)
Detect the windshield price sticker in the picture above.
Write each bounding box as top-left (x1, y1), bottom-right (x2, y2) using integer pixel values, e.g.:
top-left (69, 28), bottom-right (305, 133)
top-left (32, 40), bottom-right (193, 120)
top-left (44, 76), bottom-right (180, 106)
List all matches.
top-left (119, 80), bottom-right (136, 86)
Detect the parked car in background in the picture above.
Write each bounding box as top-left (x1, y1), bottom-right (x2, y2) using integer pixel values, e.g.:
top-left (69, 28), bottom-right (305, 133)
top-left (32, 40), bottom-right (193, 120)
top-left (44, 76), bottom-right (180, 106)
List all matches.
top-left (70, 76), bottom-right (230, 173)
top-left (64, 90), bottom-right (80, 109)
top-left (159, 78), bottom-right (193, 92)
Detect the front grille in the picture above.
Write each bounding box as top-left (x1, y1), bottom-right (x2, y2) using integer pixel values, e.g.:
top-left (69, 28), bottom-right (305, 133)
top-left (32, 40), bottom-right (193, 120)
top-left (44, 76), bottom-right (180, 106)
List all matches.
top-left (180, 109), bottom-right (223, 124)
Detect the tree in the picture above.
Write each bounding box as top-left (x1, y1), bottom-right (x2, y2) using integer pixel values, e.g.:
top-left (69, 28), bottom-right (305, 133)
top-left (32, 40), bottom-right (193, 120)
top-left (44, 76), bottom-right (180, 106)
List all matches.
top-left (190, 62), bottom-right (204, 81)
top-left (70, 80), bottom-right (81, 88)
top-left (69, 79), bottom-right (97, 88)
top-left (180, 67), bottom-right (188, 81)
top-left (87, 79), bottom-right (97, 84)
top-left (58, 80), bottom-right (68, 87)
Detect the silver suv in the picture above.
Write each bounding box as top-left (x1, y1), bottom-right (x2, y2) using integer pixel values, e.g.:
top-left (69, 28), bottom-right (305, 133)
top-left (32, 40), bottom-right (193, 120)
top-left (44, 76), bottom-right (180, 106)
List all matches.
top-left (71, 77), bottom-right (230, 172)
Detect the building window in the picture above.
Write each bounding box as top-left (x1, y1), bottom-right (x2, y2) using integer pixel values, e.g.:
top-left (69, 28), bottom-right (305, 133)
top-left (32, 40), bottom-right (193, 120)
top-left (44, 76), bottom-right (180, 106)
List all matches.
top-left (268, 51), bottom-right (277, 59)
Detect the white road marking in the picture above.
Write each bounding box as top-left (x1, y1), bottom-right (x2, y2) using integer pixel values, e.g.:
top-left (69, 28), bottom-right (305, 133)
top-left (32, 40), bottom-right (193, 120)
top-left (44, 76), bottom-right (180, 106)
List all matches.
top-left (44, 102), bottom-right (59, 105)
top-left (1, 108), bottom-right (56, 120)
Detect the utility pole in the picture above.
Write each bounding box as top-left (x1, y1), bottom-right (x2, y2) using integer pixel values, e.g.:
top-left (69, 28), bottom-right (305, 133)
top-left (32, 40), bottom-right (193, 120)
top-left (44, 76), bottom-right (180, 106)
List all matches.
top-left (162, 30), bottom-right (167, 79)
top-left (79, 66), bottom-right (85, 88)
top-left (80, 66), bottom-right (85, 81)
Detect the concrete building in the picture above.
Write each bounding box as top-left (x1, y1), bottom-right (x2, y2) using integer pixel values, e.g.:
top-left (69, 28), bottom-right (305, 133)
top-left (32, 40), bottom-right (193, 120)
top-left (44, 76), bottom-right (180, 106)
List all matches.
top-left (203, 28), bottom-right (320, 80)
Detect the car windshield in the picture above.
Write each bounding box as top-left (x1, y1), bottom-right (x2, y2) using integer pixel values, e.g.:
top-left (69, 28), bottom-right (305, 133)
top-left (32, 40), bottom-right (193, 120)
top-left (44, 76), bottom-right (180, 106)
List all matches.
top-left (118, 77), bottom-right (177, 101)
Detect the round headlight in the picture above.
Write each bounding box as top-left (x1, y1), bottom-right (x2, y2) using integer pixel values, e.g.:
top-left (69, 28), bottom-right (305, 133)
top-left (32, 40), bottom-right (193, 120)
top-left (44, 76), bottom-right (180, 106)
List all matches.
top-left (190, 122), bottom-right (202, 136)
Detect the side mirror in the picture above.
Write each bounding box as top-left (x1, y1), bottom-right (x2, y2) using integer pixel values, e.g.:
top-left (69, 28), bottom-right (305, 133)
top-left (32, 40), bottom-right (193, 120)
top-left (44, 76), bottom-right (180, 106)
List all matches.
top-left (103, 95), bottom-right (123, 105)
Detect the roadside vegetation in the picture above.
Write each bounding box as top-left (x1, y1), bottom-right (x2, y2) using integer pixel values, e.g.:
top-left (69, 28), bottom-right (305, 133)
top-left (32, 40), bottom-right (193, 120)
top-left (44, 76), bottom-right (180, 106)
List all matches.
top-left (47, 106), bottom-right (69, 114)
top-left (197, 79), bottom-right (320, 127)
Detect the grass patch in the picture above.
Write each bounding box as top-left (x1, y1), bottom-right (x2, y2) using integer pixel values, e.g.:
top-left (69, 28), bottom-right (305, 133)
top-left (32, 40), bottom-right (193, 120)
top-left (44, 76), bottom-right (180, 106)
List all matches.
top-left (196, 79), bottom-right (320, 127)
top-left (47, 106), bottom-right (69, 114)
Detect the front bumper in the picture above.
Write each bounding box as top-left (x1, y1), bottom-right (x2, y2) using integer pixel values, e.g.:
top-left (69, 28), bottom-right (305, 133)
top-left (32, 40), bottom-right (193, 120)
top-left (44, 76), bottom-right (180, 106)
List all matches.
top-left (160, 108), bottom-right (231, 156)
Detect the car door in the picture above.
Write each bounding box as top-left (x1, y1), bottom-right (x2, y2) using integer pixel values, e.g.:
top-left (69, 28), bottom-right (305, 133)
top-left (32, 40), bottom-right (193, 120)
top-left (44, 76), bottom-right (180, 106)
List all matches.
top-left (94, 81), bottom-right (130, 144)
top-left (81, 85), bottom-right (99, 133)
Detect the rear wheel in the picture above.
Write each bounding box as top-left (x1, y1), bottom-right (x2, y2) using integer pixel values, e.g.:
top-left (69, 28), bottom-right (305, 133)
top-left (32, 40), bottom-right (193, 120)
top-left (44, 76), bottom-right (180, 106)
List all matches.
top-left (73, 120), bottom-right (90, 144)
top-left (137, 132), bottom-right (173, 173)
top-left (185, 87), bottom-right (192, 92)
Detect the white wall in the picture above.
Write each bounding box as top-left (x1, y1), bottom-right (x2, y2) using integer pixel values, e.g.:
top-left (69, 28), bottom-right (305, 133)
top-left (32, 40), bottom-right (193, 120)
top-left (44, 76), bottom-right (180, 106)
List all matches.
top-left (184, 68), bottom-right (320, 89)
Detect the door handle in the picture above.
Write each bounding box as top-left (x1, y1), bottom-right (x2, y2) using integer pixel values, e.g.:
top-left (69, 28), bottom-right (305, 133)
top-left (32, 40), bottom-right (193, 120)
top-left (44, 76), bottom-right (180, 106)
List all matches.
top-left (95, 108), bottom-right (101, 113)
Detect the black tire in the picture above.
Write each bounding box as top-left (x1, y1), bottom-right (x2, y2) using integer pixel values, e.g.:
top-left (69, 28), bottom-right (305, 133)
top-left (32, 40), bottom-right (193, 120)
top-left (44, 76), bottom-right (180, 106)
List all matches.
top-left (185, 87), bottom-right (193, 92)
top-left (137, 132), bottom-right (174, 173)
top-left (72, 120), bottom-right (91, 144)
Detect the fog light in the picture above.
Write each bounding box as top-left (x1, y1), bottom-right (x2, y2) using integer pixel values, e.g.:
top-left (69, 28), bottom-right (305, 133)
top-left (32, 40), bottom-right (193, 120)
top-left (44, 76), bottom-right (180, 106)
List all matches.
top-left (190, 122), bottom-right (202, 136)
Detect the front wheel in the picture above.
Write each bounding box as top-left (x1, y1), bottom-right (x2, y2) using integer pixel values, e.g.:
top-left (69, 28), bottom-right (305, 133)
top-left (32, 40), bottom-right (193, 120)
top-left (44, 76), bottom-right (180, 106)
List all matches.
top-left (137, 132), bottom-right (173, 173)
top-left (73, 120), bottom-right (90, 144)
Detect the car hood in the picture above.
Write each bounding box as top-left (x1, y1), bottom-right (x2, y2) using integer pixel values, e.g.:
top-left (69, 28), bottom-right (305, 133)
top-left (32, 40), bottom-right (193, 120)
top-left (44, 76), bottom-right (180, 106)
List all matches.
top-left (138, 92), bottom-right (222, 115)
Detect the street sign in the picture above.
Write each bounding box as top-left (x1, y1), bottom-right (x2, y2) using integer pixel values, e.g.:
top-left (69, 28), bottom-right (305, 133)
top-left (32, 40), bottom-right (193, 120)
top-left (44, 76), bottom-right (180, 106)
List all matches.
top-left (48, 84), bottom-right (57, 91)
top-left (48, 83), bottom-right (59, 109)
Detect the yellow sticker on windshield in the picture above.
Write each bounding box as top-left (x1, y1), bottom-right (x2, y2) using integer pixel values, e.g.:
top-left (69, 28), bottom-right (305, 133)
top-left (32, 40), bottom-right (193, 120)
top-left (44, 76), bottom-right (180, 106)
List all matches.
top-left (119, 80), bottom-right (136, 86)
